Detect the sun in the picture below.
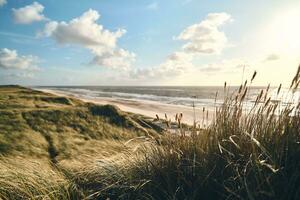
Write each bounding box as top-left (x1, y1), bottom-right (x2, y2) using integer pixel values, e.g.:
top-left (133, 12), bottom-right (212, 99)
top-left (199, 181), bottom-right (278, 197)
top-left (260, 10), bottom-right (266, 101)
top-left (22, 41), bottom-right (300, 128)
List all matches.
top-left (264, 4), bottom-right (300, 56)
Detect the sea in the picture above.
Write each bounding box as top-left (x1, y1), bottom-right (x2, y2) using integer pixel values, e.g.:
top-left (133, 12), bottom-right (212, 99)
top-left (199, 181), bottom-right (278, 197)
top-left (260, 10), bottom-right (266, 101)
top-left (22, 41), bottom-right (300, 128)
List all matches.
top-left (35, 86), bottom-right (300, 110)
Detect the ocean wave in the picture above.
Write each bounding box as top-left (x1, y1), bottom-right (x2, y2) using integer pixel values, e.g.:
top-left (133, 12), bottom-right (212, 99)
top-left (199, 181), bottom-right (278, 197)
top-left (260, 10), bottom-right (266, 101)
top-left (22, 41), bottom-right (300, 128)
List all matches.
top-left (39, 86), bottom-right (300, 109)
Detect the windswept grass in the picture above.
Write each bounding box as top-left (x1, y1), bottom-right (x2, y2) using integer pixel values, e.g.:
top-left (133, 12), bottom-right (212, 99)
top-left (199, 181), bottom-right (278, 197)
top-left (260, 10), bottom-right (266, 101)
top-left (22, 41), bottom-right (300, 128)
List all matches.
top-left (78, 65), bottom-right (300, 199)
top-left (0, 86), bottom-right (161, 158)
top-left (0, 66), bottom-right (300, 199)
top-left (0, 86), bottom-right (162, 199)
top-left (0, 157), bottom-right (79, 200)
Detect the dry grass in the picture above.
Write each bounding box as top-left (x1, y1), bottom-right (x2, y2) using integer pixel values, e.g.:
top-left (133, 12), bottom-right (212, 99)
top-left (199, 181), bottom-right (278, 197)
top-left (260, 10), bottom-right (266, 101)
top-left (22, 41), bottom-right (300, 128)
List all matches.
top-left (0, 157), bottom-right (78, 200)
top-left (0, 86), bottom-right (162, 199)
top-left (77, 65), bottom-right (300, 199)
top-left (0, 65), bottom-right (300, 199)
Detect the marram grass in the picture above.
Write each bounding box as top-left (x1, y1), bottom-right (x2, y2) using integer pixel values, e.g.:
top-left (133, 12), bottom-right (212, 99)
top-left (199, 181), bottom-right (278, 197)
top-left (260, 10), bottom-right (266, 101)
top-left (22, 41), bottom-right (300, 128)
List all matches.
top-left (79, 66), bottom-right (300, 200)
top-left (0, 66), bottom-right (300, 199)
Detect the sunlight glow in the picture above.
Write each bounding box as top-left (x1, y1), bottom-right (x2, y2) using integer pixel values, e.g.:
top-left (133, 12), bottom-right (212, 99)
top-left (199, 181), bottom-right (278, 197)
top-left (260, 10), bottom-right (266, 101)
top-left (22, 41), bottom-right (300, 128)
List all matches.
top-left (264, 5), bottom-right (300, 55)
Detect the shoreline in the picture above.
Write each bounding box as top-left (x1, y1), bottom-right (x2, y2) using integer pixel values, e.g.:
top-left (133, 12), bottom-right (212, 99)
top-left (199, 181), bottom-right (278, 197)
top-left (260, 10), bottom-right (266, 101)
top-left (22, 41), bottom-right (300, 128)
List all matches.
top-left (38, 88), bottom-right (214, 125)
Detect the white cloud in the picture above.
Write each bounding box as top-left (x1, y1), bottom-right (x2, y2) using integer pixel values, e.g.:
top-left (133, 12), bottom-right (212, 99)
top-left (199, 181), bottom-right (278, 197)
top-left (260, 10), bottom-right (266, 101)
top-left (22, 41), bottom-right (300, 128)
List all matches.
top-left (131, 56), bottom-right (251, 82)
top-left (131, 12), bottom-right (233, 80)
top-left (146, 2), bottom-right (158, 10)
top-left (131, 52), bottom-right (193, 78)
top-left (40, 9), bottom-right (135, 69)
top-left (91, 48), bottom-right (135, 69)
top-left (12, 2), bottom-right (47, 24)
top-left (0, 48), bottom-right (39, 70)
top-left (38, 21), bottom-right (58, 37)
top-left (0, 0), bottom-right (6, 7)
top-left (177, 12), bottom-right (232, 55)
top-left (199, 59), bottom-right (251, 73)
top-left (128, 55), bottom-right (256, 88)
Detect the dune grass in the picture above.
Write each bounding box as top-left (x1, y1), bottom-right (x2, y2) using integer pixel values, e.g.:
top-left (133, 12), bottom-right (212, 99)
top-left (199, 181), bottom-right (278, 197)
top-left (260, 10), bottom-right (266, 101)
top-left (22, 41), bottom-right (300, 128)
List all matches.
top-left (0, 86), bottom-right (159, 158)
top-left (0, 157), bottom-right (79, 200)
top-left (0, 65), bottom-right (300, 199)
top-left (75, 66), bottom-right (300, 199)
top-left (0, 85), bottom-right (162, 199)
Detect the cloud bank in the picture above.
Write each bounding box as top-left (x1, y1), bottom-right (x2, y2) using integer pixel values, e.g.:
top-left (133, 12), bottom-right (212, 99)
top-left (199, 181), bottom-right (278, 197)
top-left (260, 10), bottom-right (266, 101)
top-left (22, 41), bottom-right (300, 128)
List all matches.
top-left (131, 51), bottom-right (193, 79)
top-left (0, 48), bottom-right (39, 70)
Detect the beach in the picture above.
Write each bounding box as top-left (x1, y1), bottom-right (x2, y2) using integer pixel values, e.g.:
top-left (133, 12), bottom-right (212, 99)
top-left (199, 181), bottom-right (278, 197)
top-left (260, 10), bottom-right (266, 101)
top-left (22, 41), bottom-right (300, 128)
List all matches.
top-left (39, 88), bottom-right (214, 125)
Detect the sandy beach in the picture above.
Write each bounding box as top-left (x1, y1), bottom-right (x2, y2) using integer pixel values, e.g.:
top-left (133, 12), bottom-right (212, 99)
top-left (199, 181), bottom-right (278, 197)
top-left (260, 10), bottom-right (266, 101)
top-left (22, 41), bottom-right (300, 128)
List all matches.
top-left (39, 89), bottom-right (214, 125)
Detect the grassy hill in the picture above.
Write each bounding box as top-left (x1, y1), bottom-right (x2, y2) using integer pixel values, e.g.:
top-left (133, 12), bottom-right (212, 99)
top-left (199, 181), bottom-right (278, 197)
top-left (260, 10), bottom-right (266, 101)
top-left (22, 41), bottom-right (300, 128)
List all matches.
top-left (0, 85), bottom-right (162, 159)
top-left (0, 85), bottom-right (163, 199)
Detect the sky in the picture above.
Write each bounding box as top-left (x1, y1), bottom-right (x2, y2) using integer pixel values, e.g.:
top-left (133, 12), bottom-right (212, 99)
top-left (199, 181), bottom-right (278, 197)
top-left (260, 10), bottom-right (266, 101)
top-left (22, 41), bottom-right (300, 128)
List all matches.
top-left (0, 0), bottom-right (300, 86)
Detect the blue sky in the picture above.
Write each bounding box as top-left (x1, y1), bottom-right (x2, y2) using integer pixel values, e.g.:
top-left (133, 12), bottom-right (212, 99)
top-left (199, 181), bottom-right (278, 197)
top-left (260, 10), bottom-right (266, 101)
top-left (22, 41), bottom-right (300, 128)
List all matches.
top-left (0, 0), bottom-right (300, 86)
